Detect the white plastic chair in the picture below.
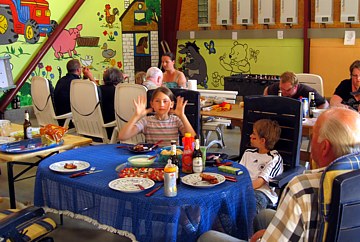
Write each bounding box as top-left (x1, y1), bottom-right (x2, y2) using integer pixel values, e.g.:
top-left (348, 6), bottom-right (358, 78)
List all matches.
top-left (296, 73), bottom-right (324, 97)
top-left (70, 79), bottom-right (117, 144)
top-left (114, 83), bottom-right (147, 144)
top-left (31, 76), bottom-right (72, 128)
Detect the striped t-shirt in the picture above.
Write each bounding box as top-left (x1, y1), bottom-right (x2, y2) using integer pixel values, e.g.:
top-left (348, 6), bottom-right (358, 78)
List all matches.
top-left (135, 115), bottom-right (185, 146)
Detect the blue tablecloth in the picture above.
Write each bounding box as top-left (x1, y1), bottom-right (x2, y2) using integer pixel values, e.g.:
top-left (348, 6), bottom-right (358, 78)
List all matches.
top-left (34, 144), bottom-right (256, 242)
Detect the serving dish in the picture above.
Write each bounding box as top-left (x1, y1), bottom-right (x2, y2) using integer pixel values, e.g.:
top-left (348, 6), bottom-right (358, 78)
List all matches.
top-left (128, 155), bottom-right (156, 167)
top-left (0, 137), bottom-right (64, 154)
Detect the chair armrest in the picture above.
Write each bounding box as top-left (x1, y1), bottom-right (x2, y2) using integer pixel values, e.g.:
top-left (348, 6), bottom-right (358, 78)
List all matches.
top-left (103, 120), bottom-right (117, 128)
top-left (269, 166), bottom-right (305, 188)
top-left (55, 112), bottom-right (72, 120)
top-left (0, 207), bottom-right (45, 235)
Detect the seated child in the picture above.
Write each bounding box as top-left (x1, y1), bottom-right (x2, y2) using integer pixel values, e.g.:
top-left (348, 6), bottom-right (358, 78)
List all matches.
top-left (239, 119), bottom-right (283, 213)
top-left (118, 86), bottom-right (196, 146)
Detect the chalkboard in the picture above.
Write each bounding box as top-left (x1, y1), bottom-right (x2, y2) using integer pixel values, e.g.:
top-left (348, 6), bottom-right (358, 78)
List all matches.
top-left (0, 56), bottom-right (14, 90)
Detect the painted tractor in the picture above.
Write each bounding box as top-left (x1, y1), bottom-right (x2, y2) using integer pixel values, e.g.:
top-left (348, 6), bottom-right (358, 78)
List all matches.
top-left (0, 0), bottom-right (57, 44)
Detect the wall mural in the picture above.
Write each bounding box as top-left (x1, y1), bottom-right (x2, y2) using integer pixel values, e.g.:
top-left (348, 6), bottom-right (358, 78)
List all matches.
top-left (178, 41), bottom-right (208, 88)
top-left (0, 0), bottom-right (159, 108)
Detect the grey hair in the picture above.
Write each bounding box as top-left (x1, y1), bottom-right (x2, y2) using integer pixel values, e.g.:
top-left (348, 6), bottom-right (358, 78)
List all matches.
top-left (146, 67), bottom-right (163, 79)
top-left (318, 108), bottom-right (360, 157)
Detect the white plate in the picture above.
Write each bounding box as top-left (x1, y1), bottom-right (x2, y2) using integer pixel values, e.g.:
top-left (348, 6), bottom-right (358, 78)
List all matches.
top-left (0, 136), bottom-right (15, 145)
top-left (181, 173), bottom-right (225, 188)
top-left (49, 160), bottom-right (90, 173)
top-left (109, 177), bottom-right (155, 193)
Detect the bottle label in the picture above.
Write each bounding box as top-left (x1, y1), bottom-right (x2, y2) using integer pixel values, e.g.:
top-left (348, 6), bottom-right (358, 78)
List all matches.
top-left (164, 172), bottom-right (177, 197)
top-left (26, 127), bottom-right (33, 139)
top-left (193, 157), bottom-right (203, 173)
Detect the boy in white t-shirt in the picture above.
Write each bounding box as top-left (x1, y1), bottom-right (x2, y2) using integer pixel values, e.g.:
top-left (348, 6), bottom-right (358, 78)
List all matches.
top-left (240, 119), bottom-right (283, 213)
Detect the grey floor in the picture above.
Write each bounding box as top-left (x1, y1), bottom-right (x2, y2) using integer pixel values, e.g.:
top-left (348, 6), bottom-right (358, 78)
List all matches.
top-left (0, 122), bottom-right (242, 242)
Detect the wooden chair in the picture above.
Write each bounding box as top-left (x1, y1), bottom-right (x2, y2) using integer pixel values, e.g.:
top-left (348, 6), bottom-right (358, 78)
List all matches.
top-left (239, 95), bottom-right (304, 194)
top-left (317, 152), bottom-right (360, 241)
top-left (70, 79), bottom-right (117, 143)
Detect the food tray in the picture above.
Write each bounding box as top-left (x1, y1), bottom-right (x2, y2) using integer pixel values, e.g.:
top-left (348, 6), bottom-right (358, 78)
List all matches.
top-left (0, 137), bottom-right (64, 154)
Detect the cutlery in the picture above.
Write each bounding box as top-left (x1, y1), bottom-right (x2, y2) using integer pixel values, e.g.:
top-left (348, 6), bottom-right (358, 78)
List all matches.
top-left (69, 167), bottom-right (103, 178)
top-left (145, 184), bottom-right (163, 197)
top-left (148, 155), bottom-right (157, 160)
top-left (135, 183), bottom-right (145, 190)
top-left (223, 175), bottom-right (237, 182)
top-left (149, 140), bottom-right (163, 151)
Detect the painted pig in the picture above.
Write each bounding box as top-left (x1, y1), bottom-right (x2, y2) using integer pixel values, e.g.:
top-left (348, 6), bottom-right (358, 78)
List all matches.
top-left (52, 24), bottom-right (82, 59)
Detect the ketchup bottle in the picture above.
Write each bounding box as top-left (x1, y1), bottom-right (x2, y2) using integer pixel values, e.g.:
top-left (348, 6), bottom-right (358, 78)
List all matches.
top-left (182, 133), bottom-right (194, 173)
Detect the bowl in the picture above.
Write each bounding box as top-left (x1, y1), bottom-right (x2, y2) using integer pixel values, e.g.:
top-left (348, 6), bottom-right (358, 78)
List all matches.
top-left (128, 155), bottom-right (156, 167)
top-left (157, 146), bottom-right (183, 163)
top-left (312, 109), bottom-right (327, 118)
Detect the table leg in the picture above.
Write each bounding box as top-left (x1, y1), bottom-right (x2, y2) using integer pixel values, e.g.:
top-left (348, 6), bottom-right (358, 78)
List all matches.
top-left (7, 162), bottom-right (16, 209)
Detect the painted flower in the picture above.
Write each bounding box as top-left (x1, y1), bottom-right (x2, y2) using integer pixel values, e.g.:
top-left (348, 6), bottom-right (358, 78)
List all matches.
top-left (31, 72), bottom-right (35, 77)
top-left (110, 59), bottom-right (116, 67)
top-left (38, 63), bottom-right (44, 69)
top-left (114, 31), bottom-right (118, 36)
top-left (117, 61), bottom-right (122, 68)
top-left (103, 30), bottom-right (108, 36)
top-left (50, 73), bottom-right (55, 79)
top-left (97, 12), bottom-right (100, 16)
top-left (45, 65), bottom-right (52, 72)
top-left (42, 71), bottom-right (46, 76)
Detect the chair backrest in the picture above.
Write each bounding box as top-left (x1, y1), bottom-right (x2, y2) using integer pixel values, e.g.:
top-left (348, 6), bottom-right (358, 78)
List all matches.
top-left (240, 95), bottom-right (303, 170)
top-left (114, 83), bottom-right (147, 144)
top-left (70, 79), bottom-right (109, 143)
top-left (147, 88), bottom-right (201, 139)
top-left (296, 73), bottom-right (324, 97)
top-left (317, 152), bottom-right (360, 242)
top-left (31, 76), bottom-right (59, 126)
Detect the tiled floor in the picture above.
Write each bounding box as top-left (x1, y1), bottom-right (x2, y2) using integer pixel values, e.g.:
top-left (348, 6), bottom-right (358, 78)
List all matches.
top-left (0, 122), bottom-right (242, 241)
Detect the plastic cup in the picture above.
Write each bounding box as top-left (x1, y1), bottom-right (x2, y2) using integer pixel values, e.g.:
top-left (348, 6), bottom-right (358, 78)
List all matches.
top-left (200, 146), bottom-right (207, 169)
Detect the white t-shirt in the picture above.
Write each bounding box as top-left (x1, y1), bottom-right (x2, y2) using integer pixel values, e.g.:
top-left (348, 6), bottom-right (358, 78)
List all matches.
top-left (240, 148), bottom-right (283, 204)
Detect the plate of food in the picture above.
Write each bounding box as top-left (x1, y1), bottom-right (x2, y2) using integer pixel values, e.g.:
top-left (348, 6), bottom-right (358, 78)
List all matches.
top-left (49, 160), bottom-right (90, 173)
top-left (128, 143), bottom-right (156, 153)
top-left (109, 177), bottom-right (155, 193)
top-left (0, 138), bottom-right (64, 154)
top-left (181, 172), bottom-right (225, 188)
top-left (118, 167), bottom-right (164, 181)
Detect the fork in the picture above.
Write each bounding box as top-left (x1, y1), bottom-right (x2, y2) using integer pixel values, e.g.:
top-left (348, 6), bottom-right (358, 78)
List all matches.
top-left (70, 167), bottom-right (102, 178)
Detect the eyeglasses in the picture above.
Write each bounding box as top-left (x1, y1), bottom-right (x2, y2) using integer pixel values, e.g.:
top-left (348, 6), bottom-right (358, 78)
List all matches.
top-left (280, 85), bottom-right (297, 93)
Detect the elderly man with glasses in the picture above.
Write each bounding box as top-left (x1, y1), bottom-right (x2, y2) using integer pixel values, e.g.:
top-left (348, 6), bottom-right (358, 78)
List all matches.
top-left (263, 71), bottom-right (328, 109)
top-left (330, 60), bottom-right (360, 112)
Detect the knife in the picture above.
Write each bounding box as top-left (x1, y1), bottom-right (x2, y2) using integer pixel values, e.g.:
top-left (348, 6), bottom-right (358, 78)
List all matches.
top-left (145, 184), bottom-right (163, 197)
top-left (69, 170), bottom-right (103, 178)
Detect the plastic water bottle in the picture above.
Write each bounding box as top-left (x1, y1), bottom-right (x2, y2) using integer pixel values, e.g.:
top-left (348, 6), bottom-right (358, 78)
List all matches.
top-left (164, 160), bottom-right (177, 197)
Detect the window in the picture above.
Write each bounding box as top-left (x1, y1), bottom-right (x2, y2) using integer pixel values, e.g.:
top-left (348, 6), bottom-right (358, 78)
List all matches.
top-left (198, 0), bottom-right (211, 27)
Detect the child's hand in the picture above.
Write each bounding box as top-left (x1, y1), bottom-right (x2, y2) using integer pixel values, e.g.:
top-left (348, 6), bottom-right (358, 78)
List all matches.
top-left (134, 96), bottom-right (152, 117)
top-left (173, 96), bottom-right (187, 117)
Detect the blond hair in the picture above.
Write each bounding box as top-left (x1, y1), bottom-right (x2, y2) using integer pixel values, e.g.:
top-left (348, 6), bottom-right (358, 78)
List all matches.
top-left (280, 71), bottom-right (298, 86)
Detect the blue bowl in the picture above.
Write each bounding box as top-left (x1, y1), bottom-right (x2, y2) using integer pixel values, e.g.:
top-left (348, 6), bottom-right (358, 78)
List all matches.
top-left (157, 146), bottom-right (183, 163)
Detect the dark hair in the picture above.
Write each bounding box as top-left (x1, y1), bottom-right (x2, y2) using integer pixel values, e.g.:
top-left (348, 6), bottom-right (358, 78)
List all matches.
top-left (151, 86), bottom-right (175, 102)
top-left (103, 67), bottom-right (124, 85)
top-left (67, 59), bottom-right (81, 73)
top-left (349, 60), bottom-right (360, 75)
top-left (162, 52), bottom-right (175, 61)
top-left (253, 119), bottom-right (281, 150)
